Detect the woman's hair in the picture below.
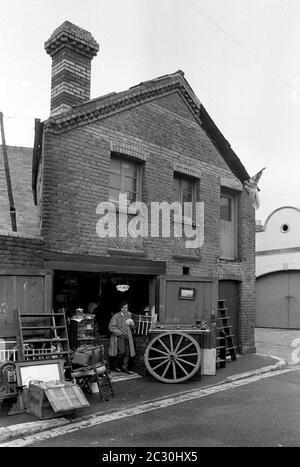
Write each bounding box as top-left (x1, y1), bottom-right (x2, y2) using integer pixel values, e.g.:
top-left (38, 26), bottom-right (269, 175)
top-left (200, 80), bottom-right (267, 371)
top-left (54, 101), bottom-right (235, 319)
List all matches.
top-left (120, 300), bottom-right (129, 309)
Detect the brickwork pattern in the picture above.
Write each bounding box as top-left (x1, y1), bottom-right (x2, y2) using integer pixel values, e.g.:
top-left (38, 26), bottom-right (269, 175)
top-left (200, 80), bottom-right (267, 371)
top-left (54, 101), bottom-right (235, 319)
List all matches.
top-left (39, 91), bottom-right (255, 352)
top-left (45, 21), bottom-right (99, 116)
top-left (0, 233), bottom-right (44, 269)
top-left (0, 145), bottom-right (38, 236)
top-left (50, 48), bottom-right (92, 115)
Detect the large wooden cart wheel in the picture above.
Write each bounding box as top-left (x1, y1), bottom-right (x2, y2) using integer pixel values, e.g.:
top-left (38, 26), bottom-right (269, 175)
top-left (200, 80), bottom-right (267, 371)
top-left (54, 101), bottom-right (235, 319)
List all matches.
top-left (144, 331), bottom-right (201, 383)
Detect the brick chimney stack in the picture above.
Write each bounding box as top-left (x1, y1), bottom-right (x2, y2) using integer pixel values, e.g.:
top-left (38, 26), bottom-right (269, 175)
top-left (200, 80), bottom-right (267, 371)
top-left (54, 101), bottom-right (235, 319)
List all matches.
top-left (45, 21), bottom-right (99, 116)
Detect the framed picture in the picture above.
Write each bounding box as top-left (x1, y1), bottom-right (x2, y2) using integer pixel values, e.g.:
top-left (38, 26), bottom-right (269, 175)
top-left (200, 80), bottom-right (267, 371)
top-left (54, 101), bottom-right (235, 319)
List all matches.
top-left (15, 359), bottom-right (65, 387)
top-left (178, 287), bottom-right (196, 300)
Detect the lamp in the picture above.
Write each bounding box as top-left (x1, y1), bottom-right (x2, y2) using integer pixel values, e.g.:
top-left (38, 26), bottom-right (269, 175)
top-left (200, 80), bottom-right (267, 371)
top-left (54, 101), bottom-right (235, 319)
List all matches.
top-left (116, 284), bottom-right (130, 292)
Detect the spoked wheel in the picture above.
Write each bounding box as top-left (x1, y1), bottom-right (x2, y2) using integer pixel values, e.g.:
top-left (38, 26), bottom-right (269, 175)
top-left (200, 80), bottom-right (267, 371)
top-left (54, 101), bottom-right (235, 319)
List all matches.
top-left (144, 331), bottom-right (201, 383)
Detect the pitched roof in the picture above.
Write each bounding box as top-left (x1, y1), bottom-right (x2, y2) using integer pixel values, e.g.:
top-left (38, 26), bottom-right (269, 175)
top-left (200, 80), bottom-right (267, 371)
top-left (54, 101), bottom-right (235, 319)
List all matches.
top-left (34, 71), bottom-right (249, 194)
top-left (44, 70), bottom-right (201, 132)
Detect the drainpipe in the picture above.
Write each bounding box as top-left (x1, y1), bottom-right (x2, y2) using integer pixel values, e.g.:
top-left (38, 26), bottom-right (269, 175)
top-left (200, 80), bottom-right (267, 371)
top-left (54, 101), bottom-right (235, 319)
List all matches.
top-left (0, 111), bottom-right (17, 231)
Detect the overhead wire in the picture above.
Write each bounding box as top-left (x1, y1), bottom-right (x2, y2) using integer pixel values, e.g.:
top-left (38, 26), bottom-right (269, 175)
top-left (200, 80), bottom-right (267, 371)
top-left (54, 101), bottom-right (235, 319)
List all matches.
top-left (186, 0), bottom-right (294, 91)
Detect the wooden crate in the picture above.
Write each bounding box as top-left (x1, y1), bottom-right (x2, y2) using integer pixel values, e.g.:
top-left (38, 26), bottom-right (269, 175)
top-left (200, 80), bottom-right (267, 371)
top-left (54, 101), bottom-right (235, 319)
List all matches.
top-left (27, 382), bottom-right (89, 420)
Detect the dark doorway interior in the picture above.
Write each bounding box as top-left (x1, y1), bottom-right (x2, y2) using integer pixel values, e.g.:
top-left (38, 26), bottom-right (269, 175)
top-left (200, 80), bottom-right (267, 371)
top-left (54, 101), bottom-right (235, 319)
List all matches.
top-left (53, 271), bottom-right (150, 336)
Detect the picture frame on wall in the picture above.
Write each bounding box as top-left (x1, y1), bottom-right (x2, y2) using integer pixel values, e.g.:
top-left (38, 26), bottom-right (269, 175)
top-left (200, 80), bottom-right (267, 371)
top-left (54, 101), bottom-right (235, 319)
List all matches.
top-left (178, 287), bottom-right (196, 300)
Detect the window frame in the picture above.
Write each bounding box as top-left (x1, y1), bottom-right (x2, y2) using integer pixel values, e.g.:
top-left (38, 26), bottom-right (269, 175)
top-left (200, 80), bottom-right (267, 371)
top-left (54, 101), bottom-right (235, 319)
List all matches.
top-left (220, 189), bottom-right (238, 260)
top-left (109, 153), bottom-right (142, 205)
top-left (173, 173), bottom-right (197, 221)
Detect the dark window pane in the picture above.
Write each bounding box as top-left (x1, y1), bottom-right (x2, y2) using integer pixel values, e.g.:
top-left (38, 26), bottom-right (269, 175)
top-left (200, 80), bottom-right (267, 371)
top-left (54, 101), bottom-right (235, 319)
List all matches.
top-left (220, 196), bottom-right (232, 221)
top-left (182, 178), bottom-right (193, 194)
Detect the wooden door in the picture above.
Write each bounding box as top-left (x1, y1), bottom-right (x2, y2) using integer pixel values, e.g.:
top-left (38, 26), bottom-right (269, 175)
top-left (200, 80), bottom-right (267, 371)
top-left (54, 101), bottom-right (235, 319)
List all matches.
top-left (0, 270), bottom-right (52, 338)
top-left (157, 275), bottom-right (213, 325)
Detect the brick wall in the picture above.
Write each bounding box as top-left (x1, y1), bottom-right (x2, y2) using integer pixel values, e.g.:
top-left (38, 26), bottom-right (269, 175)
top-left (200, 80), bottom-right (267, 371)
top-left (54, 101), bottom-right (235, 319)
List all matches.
top-left (0, 233), bottom-right (44, 269)
top-left (40, 91), bottom-right (255, 352)
top-left (0, 145), bottom-right (38, 236)
top-left (50, 48), bottom-right (93, 114)
top-left (45, 21), bottom-right (99, 116)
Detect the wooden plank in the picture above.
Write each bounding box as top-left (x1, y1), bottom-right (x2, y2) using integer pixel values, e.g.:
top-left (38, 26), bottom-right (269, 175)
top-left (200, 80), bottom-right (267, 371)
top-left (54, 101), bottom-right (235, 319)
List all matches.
top-left (44, 253), bottom-right (166, 275)
top-left (0, 276), bottom-right (17, 337)
top-left (16, 275), bottom-right (45, 315)
top-left (0, 269), bottom-right (47, 276)
top-left (158, 275), bottom-right (166, 324)
top-left (44, 385), bottom-right (89, 412)
top-left (161, 275), bottom-right (213, 282)
top-left (44, 271), bottom-right (53, 314)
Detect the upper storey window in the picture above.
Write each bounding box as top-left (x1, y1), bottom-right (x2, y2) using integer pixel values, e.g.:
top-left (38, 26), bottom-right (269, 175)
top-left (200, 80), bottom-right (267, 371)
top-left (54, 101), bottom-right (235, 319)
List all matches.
top-left (220, 191), bottom-right (237, 259)
top-left (173, 174), bottom-right (196, 219)
top-left (109, 154), bottom-right (141, 204)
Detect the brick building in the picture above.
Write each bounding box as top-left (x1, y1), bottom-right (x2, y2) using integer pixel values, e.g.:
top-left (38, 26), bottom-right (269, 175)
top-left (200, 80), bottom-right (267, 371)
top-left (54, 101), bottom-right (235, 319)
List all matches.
top-left (0, 145), bottom-right (37, 235)
top-left (0, 144), bottom-right (44, 340)
top-left (0, 21), bottom-right (256, 356)
top-left (256, 206), bottom-right (300, 329)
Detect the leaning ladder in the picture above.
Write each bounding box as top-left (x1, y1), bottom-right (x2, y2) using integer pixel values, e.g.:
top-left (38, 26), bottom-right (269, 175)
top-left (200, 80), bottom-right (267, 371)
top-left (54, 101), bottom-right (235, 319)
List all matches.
top-left (217, 299), bottom-right (237, 362)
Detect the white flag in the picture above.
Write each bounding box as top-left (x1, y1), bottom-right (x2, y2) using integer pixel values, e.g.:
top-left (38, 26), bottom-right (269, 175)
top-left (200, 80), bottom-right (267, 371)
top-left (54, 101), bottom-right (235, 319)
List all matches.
top-left (244, 168), bottom-right (266, 209)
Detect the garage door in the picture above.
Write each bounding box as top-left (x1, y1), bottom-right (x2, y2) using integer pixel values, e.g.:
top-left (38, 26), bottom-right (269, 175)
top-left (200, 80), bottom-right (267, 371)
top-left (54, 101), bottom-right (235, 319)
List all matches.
top-left (256, 270), bottom-right (300, 329)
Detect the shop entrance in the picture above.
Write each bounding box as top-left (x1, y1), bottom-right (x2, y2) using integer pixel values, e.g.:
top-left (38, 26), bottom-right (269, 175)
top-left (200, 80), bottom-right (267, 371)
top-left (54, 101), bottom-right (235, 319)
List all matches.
top-left (53, 271), bottom-right (152, 337)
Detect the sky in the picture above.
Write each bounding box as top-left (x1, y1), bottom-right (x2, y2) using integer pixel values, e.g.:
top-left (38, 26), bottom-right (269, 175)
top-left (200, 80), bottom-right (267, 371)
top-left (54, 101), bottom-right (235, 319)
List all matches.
top-left (1, 0), bottom-right (300, 222)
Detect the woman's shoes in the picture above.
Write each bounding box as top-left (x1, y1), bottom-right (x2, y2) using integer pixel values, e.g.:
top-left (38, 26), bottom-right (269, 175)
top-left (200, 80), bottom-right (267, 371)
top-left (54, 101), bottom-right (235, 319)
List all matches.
top-left (121, 367), bottom-right (130, 374)
top-left (112, 367), bottom-right (122, 372)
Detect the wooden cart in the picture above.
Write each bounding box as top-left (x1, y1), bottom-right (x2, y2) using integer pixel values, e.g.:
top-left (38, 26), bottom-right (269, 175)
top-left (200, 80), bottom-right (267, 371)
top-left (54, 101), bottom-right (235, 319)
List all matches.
top-left (139, 323), bottom-right (212, 384)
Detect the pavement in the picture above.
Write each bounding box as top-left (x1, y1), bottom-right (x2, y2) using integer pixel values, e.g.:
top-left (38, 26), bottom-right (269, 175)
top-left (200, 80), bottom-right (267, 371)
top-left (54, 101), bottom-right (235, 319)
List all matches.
top-left (255, 327), bottom-right (300, 364)
top-left (1, 327), bottom-right (299, 445)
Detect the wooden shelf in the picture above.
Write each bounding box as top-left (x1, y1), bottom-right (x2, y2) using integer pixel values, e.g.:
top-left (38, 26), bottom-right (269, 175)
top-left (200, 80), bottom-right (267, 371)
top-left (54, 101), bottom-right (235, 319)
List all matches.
top-left (15, 309), bottom-right (72, 370)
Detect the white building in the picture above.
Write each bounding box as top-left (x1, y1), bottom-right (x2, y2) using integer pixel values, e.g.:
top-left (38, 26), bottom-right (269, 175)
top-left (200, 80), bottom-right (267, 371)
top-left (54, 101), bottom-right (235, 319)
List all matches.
top-left (256, 206), bottom-right (300, 329)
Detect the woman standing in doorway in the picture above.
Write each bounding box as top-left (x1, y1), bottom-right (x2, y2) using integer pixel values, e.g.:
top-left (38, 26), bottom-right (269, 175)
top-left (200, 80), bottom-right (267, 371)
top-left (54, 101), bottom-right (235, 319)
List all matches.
top-left (108, 301), bottom-right (136, 373)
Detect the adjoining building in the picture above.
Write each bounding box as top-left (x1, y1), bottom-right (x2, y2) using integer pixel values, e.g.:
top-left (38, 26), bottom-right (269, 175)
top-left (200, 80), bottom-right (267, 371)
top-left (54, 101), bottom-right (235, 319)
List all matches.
top-left (0, 145), bottom-right (37, 235)
top-left (256, 206), bottom-right (300, 329)
top-left (0, 21), bottom-right (256, 357)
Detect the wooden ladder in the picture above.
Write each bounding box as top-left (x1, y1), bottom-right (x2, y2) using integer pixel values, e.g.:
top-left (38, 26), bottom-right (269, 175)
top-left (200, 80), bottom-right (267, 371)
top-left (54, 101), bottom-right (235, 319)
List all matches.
top-left (15, 308), bottom-right (72, 375)
top-left (217, 299), bottom-right (237, 363)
